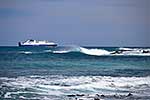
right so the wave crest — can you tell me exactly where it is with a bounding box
[18,46,150,56]
[79,47,110,56]
[1,75,150,99]
[51,46,150,56]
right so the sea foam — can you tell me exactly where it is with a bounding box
[51,46,150,56]
[1,75,150,99]
[79,47,110,56]
[17,46,150,56]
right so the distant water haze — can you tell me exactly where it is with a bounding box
[0,0,149,46]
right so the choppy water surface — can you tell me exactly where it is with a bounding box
[0,46,150,100]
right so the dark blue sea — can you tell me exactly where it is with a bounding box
[0,46,150,100]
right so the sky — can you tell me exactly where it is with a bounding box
[0,0,149,46]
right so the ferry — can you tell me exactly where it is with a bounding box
[18,39,57,47]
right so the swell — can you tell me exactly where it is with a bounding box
[18,46,150,56]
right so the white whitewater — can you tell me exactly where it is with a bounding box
[51,46,150,56]
[18,46,150,56]
[1,75,150,99]
[79,47,110,56]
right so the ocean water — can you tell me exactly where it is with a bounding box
[0,46,150,100]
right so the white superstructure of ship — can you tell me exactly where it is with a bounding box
[18,39,57,47]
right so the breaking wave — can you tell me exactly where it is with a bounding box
[0,75,150,99]
[52,47,110,56]
[19,51,33,54]
[51,46,150,56]
[79,47,110,56]
[17,46,150,56]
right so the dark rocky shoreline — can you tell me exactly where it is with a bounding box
[67,93,150,100]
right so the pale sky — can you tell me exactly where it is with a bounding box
[0,0,149,46]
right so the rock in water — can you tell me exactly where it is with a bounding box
[127,93,133,97]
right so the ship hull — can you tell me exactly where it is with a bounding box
[18,45,57,47]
